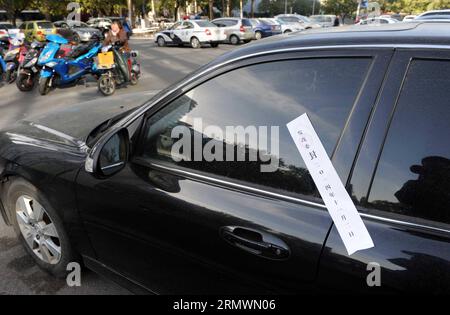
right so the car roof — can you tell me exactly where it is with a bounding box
[208,22,450,66]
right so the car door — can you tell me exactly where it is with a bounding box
[75,49,392,294]
[181,21,194,42]
[318,49,450,293]
[169,22,184,45]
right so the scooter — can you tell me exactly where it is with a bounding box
[95,43,140,96]
[0,54,6,84]
[38,35,102,95]
[3,35,27,84]
[16,41,46,91]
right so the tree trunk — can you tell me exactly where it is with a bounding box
[226,0,230,17]
[250,0,255,17]
[209,0,214,20]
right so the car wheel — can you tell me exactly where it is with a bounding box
[284,29,292,34]
[6,178,80,278]
[229,35,240,45]
[72,33,81,44]
[157,36,166,47]
[190,37,201,49]
[255,31,262,40]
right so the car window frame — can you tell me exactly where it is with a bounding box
[349,49,450,232]
[126,48,392,206]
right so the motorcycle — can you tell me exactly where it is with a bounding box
[0,53,6,84]
[3,34,27,84]
[95,43,140,96]
[38,34,102,95]
[16,41,46,91]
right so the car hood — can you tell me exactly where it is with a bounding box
[2,92,152,149]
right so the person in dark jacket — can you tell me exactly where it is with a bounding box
[334,15,340,27]
[103,20,130,52]
[103,21,130,81]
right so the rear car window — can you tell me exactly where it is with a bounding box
[37,22,54,29]
[195,20,217,28]
[367,59,450,225]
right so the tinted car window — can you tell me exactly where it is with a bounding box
[37,22,53,29]
[242,19,252,26]
[367,59,450,225]
[140,58,371,199]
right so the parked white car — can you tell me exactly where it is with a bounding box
[403,15,417,22]
[356,17,399,25]
[265,18,304,33]
[155,20,226,49]
[0,22,20,39]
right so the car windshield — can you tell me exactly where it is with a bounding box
[69,22,89,28]
[195,20,217,28]
[37,22,53,29]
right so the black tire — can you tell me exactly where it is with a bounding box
[5,178,80,278]
[157,36,166,47]
[16,70,35,92]
[254,31,262,40]
[72,34,81,44]
[98,73,116,96]
[5,69,15,84]
[284,29,292,34]
[211,43,219,48]
[229,35,240,45]
[38,76,51,95]
[190,37,201,49]
[130,71,139,86]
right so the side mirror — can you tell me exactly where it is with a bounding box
[85,127,129,178]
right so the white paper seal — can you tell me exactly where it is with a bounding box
[287,113,374,255]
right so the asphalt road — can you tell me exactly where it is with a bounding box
[0,39,236,295]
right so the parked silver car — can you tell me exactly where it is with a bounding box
[274,14,321,29]
[211,18,254,45]
[54,21,102,43]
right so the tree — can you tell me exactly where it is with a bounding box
[30,0,69,21]
[258,0,316,17]
[321,0,357,20]
[0,0,33,25]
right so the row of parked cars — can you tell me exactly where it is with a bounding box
[0,17,131,44]
[155,14,321,49]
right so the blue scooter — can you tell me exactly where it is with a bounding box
[38,34,102,95]
[0,54,6,84]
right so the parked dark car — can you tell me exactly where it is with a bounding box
[53,20,102,43]
[0,22,449,294]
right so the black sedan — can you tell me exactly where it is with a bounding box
[0,21,449,294]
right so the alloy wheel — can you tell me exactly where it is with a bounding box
[15,195,61,265]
